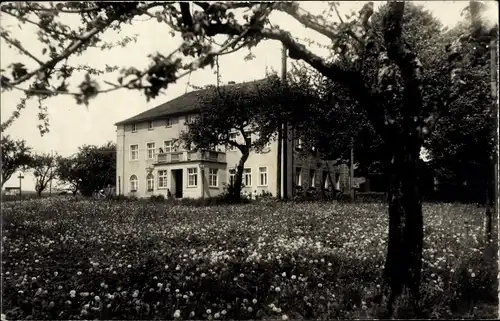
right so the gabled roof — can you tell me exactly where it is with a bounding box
[114,78,269,126]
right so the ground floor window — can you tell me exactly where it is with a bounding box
[295,168,302,186]
[229,169,236,186]
[147,173,154,191]
[310,169,316,187]
[209,168,218,187]
[259,167,268,186]
[130,175,138,192]
[158,170,168,188]
[188,167,198,187]
[244,168,252,186]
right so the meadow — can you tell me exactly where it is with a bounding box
[1,198,497,320]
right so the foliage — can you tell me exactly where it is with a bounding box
[30,153,59,196]
[56,142,116,196]
[0,135,32,188]
[425,20,496,203]
[286,3,448,175]
[180,75,294,199]
[1,199,497,320]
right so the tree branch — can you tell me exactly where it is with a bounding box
[0,30,43,65]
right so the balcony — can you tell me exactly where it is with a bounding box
[156,150,226,164]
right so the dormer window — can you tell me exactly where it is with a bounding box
[132,123,137,132]
[148,121,154,130]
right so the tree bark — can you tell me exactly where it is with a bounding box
[232,151,249,200]
[384,131,423,317]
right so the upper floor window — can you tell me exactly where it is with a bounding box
[164,140,172,153]
[244,131,252,145]
[146,142,155,159]
[229,133,237,151]
[130,144,139,161]
[186,114,196,124]
[131,123,137,132]
[295,138,303,150]
[165,118,172,127]
[148,121,154,130]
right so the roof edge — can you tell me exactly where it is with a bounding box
[114,109,200,126]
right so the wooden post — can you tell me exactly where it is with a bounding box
[200,164,205,200]
[49,149,54,196]
[277,127,282,199]
[350,139,355,201]
[486,28,498,244]
[18,173,24,197]
[281,44,289,200]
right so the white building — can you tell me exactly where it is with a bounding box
[115,80,348,199]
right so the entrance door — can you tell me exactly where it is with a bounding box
[172,169,183,198]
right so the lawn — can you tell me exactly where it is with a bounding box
[1,198,497,320]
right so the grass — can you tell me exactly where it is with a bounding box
[1,198,497,320]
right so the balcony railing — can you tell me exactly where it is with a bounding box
[156,150,226,164]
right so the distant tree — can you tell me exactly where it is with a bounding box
[57,142,116,196]
[30,153,59,197]
[425,19,495,203]
[180,76,296,200]
[0,135,32,188]
[55,156,82,196]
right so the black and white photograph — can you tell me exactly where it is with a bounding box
[0,1,499,319]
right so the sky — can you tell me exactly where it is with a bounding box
[1,1,498,191]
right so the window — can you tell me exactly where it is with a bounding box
[295,167,302,186]
[147,173,154,191]
[229,169,236,186]
[323,171,329,188]
[229,133,237,151]
[148,121,154,130]
[244,168,252,187]
[259,167,268,186]
[310,169,316,187]
[147,142,156,159]
[186,114,196,124]
[208,168,218,187]
[188,168,198,187]
[164,140,172,153]
[130,175,138,192]
[244,131,252,145]
[130,144,139,161]
[132,123,137,132]
[158,170,168,189]
[165,118,172,127]
[295,138,303,150]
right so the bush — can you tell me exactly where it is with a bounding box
[149,194,165,203]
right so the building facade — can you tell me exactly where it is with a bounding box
[115,81,349,199]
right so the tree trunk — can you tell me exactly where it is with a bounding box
[384,138,423,316]
[232,151,249,200]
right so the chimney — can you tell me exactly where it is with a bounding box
[228,81,236,85]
